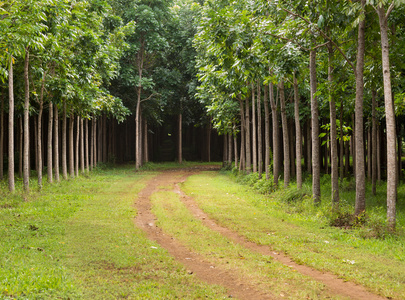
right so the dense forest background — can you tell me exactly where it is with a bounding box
[1,0,405,230]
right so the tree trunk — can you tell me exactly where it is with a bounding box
[178,113,182,163]
[75,115,79,177]
[233,124,238,169]
[62,100,68,180]
[19,118,22,178]
[80,117,85,174]
[279,80,290,188]
[371,89,377,195]
[310,49,321,203]
[228,132,232,166]
[0,91,4,181]
[293,73,302,189]
[269,81,279,185]
[252,85,257,173]
[264,84,270,180]
[239,98,246,171]
[102,115,107,162]
[143,118,148,163]
[23,48,30,190]
[245,95,251,173]
[85,118,89,173]
[339,103,344,182]
[257,82,263,177]
[328,43,339,208]
[354,0,366,216]
[8,56,15,192]
[367,128,371,179]
[37,97,44,188]
[47,102,53,183]
[97,118,102,163]
[377,4,397,230]
[69,115,74,178]
[54,104,60,182]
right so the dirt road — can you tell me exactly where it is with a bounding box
[134,168,385,300]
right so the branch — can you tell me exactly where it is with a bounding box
[140,93,159,102]
[280,6,356,73]
[386,2,395,19]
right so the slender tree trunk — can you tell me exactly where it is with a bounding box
[37,99,44,188]
[75,115,79,177]
[228,132,232,166]
[90,118,94,170]
[354,0,366,215]
[257,82,263,177]
[23,48,30,190]
[252,85,257,173]
[135,94,141,169]
[310,49,320,203]
[102,115,107,162]
[233,124,238,169]
[367,128,371,179]
[34,116,38,174]
[264,85,270,180]
[377,124,381,183]
[69,115,74,178]
[178,113,182,163]
[8,56,15,192]
[207,120,212,162]
[371,89,377,195]
[269,81,279,185]
[245,95,251,173]
[80,117,84,174]
[328,43,339,208]
[239,98,246,171]
[0,92,4,181]
[18,118,22,178]
[307,122,312,173]
[62,100,68,180]
[279,80,290,188]
[47,102,53,183]
[97,118,102,163]
[377,4,397,230]
[85,118,89,173]
[143,119,148,163]
[339,103,344,182]
[293,73,302,189]
[54,104,60,182]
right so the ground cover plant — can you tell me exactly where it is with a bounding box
[0,165,228,299]
[181,171,405,299]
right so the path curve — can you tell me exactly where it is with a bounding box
[134,168,385,300]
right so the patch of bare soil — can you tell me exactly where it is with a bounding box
[134,169,385,300]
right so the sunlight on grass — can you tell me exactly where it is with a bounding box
[182,172,405,299]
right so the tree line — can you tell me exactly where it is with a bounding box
[195,0,405,230]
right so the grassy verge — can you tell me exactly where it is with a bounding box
[0,165,227,299]
[181,172,405,299]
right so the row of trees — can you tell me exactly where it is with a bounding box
[195,0,405,230]
[1,0,214,193]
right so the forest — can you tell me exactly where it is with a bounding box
[1,0,405,233]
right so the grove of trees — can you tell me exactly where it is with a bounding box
[1,0,405,231]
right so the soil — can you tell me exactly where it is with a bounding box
[134,168,385,300]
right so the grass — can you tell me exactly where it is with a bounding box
[181,171,405,299]
[0,165,228,299]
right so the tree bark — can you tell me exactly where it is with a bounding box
[339,103,344,182]
[85,118,89,173]
[8,56,15,192]
[377,3,397,230]
[269,81,279,185]
[178,113,182,163]
[233,124,238,169]
[69,115,74,178]
[37,82,45,188]
[257,82,263,177]
[245,95,251,173]
[354,0,366,215]
[62,100,68,180]
[23,48,30,190]
[80,117,85,174]
[0,91,4,181]
[239,98,245,171]
[293,73,302,189]
[102,115,107,162]
[54,104,60,182]
[371,89,377,195]
[47,102,53,183]
[19,118,22,178]
[75,115,79,177]
[228,132,232,166]
[264,85,270,180]
[252,85,257,173]
[328,43,339,208]
[279,80,290,188]
[310,50,320,202]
